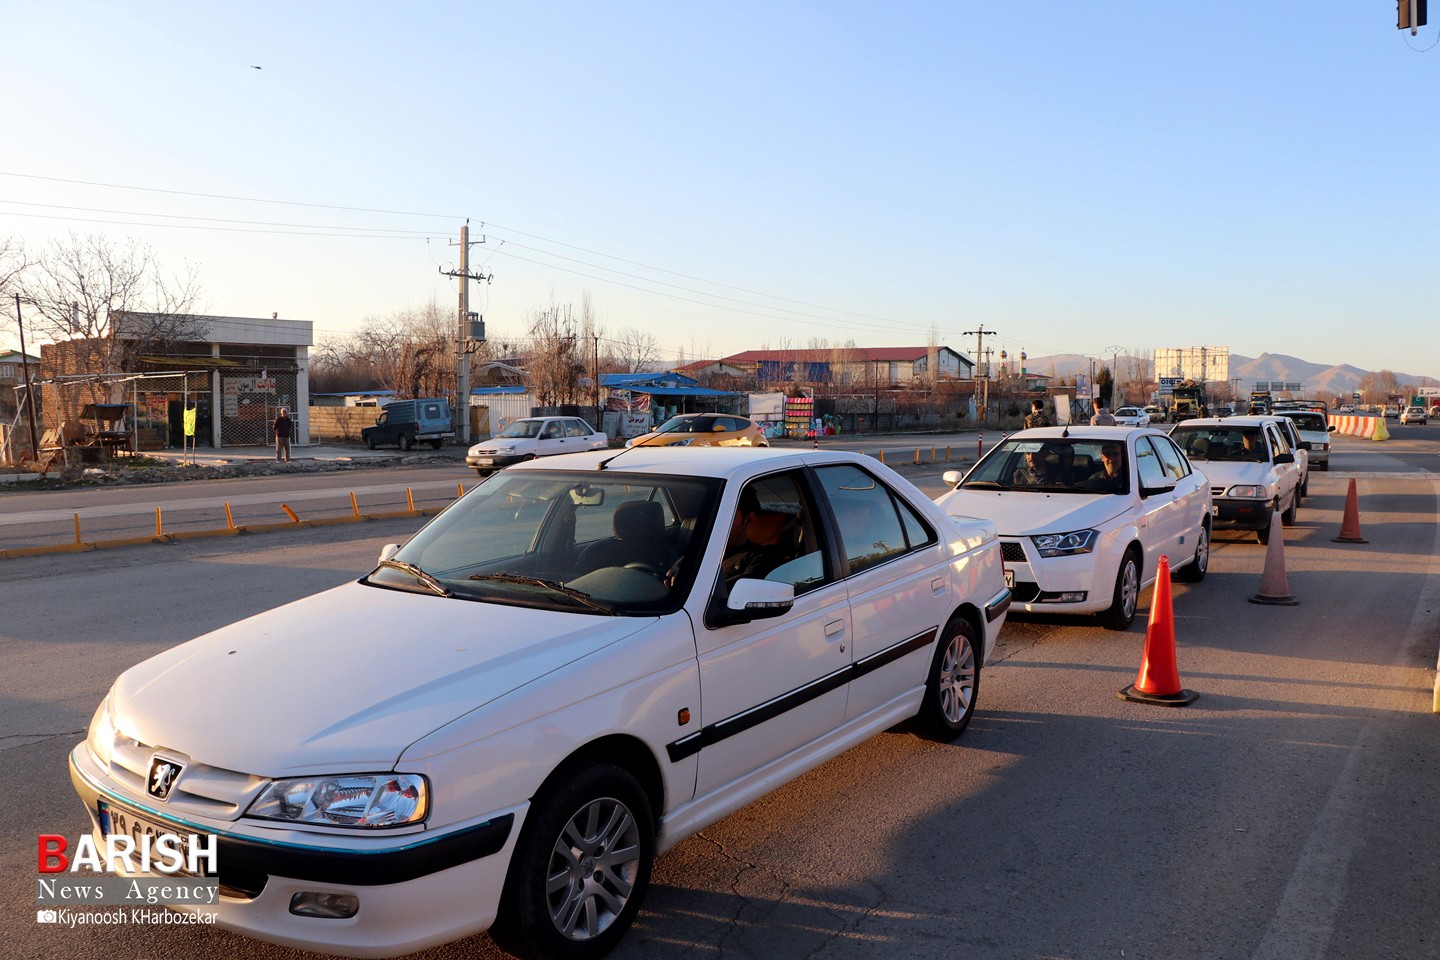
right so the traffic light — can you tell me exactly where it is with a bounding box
[1399,0,1427,32]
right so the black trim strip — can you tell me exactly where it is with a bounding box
[666,626,939,763]
[985,588,1012,623]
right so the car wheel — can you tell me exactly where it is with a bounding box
[1175,522,1209,583]
[399,434,412,452]
[491,761,654,960]
[431,439,443,450]
[1099,547,1141,631]
[365,436,376,450]
[1318,461,1329,472]
[916,616,980,740]
[474,468,491,478]
[1282,491,1298,526]
[1257,510,1272,545]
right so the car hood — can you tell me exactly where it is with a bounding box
[109,582,655,776]
[935,488,1130,536]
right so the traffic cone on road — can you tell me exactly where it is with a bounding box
[1249,511,1299,605]
[1332,478,1368,543]
[1118,556,1199,707]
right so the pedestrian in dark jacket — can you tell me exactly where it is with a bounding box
[1024,399,1052,430]
[273,408,292,462]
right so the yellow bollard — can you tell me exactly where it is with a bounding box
[930,447,936,462]
[281,504,300,523]
[878,449,886,464]
[155,508,163,538]
[945,446,951,461]
[457,482,464,498]
[74,513,82,545]
[224,502,235,530]
[350,491,360,518]
[406,487,416,512]
[914,448,921,465]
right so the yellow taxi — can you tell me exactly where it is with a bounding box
[626,413,769,448]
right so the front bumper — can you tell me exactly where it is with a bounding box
[69,744,520,959]
[999,538,1109,616]
[466,452,529,469]
[1211,498,1275,532]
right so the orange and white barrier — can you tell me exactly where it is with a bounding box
[1327,415,1390,441]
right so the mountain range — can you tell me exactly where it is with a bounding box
[1022,352,1439,399]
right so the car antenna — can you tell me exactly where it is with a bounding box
[596,444,637,471]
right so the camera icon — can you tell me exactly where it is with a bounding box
[36,909,58,924]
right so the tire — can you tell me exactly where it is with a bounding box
[1318,461,1329,472]
[1174,522,1209,583]
[1257,516,1271,545]
[398,433,413,452]
[1099,548,1141,631]
[916,617,980,740]
[491,761,654,960]
[430,439,443,450]
[365,436,376,450]
[1282,490,1298,526]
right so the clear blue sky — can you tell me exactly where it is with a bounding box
[2,3,1435,378]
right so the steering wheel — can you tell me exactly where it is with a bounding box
[623,561,666,577]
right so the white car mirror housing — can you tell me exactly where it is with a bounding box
[377,543,401,564]
[942,469,964,487]
[709,578,795,627]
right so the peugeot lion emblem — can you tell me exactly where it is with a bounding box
[147,756,184,801]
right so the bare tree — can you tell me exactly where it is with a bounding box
[19,232,203,369]
[0,237,30,303]
[611,326,661,374]
[310,301,456,399]
[524,303,585,407]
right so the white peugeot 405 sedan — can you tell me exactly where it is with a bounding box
[69,447,1010,960]
[937,426,1211,630]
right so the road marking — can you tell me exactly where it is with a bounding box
[1250,475,1440,960]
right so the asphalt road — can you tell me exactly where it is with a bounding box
[1,433,1437,960]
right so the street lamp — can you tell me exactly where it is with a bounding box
[1105,345,1124,406]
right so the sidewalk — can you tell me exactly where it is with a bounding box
[143,442,468,467]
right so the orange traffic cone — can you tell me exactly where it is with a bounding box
[1118,555,1199,707]
[1332,478,1368,543]
[1249,511,1298,605]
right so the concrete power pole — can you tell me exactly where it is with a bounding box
[963,324,995,420]
[440,223,490,444]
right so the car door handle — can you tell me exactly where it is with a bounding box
[824,619,845,637]
[931,577,946,595]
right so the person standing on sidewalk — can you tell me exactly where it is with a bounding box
[1024,399,1052,429]
[273,407,292,462]
[1089,398,1117,426]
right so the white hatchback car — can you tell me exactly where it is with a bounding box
[69,447,1009,960]
[1169,417,1302,544]
[937,426,1211,631]
[1113,406,1150,427]
[466,416,609,475]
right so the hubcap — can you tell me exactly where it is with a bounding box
[1121,559,1138,619]
[1196,528,1210,573]
[545,796,641,941]
[938,632,976,723]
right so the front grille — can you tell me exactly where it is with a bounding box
[107,733,268,822]
[1000,541,1028,563]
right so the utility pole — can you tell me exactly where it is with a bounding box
[963,324,995,421]
[439,222,490,444]
[592,333,601,431]
[14,295,40,462]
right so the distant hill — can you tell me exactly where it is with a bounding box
[1022,352,1438,398]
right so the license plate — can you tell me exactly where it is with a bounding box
[1004,569,1015,589]
[97,800,209,877]
[475,457,494,466]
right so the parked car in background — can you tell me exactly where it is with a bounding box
[69,447,1009,960]
[1143,405,1164,423]
[465,416,608,475]
[1170,416,1301,544]
[625,413,769,449]
[361,398,454,451]
[1400,406,1428,425]
[1276,410,1337,470]
[1113,406,1150,427]
[937,426,1211,631]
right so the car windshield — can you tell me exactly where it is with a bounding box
[961,438,1129,495]
[497,420,544,439]
[655,415,714,434]
[1282,413,1327,431]
[1172,427,1268,462]
[366,470,723,615]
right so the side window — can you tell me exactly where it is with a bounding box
[542,421,563,439]
[1135,438,1166,488]
[1153,436,1190,479]
[723,471,831,593]
[1267,425,1287,455]
[423,403,441,419]
[814,464,911,574]
[895,494,937,550]
[565,419,589,438]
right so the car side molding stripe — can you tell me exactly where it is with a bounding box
[985,588,1012,623]
[666,627,939,763]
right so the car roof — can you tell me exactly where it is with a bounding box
[1171,416,1273,428]
[1004,425,1161,443]
[504,445,863,480]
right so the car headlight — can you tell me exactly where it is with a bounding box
[1030,529,1098,558]
[247,774,428,828]
[1226,485,1266,498]
[87,692,117,767]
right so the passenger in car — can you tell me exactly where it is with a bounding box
[722,488,799,585]
[1081,443,1126,492]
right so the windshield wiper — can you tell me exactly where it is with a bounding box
[467,574,615,614]
[962,480,1004,489]
[377,559,452,597]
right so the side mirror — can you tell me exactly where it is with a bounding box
[377,543,401,563]
[1327,425,1337,432]
[1273,452,1295,465]
[1139,477,1177,498]
[711,578,795,626]
[942,469,964,486]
